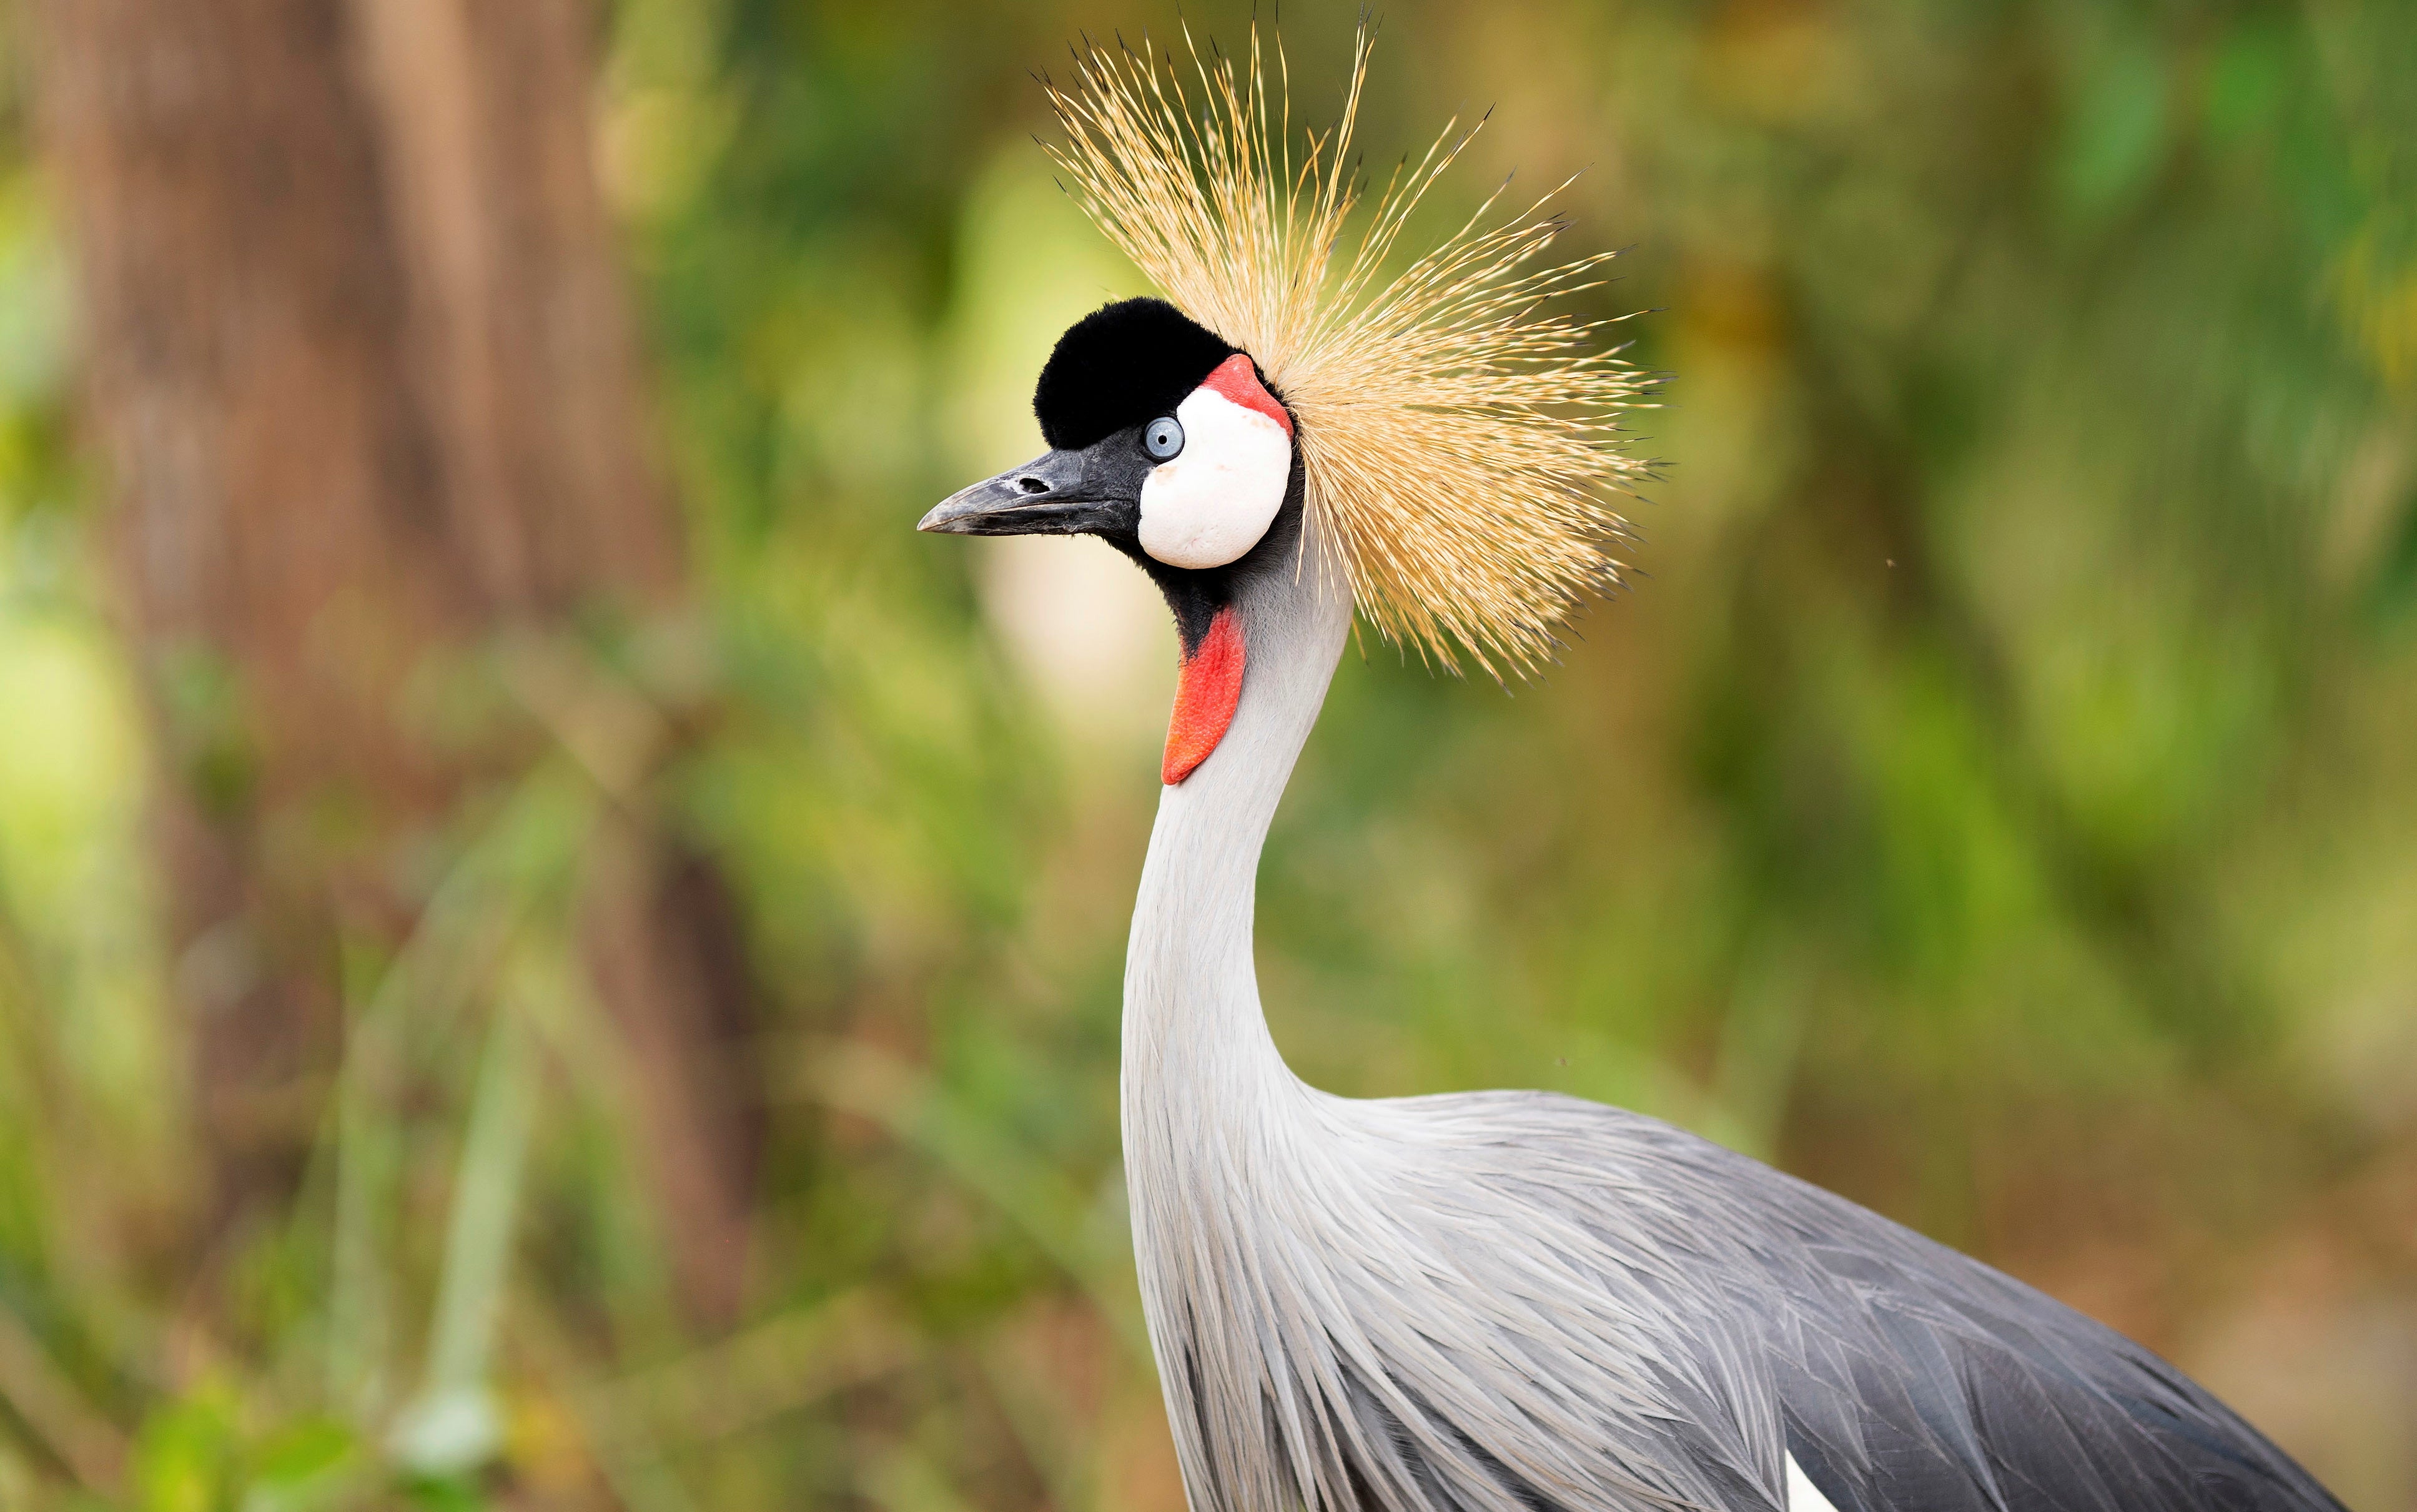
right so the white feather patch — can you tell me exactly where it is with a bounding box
[1138,385,1291,570]
[1786,1453,1844,1512]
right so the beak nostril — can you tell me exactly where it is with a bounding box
[1016,476,1050,495]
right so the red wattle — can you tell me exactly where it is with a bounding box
[1164,606,1245,785]
[1199,353,1292,437]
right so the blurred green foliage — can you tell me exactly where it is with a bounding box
[1,0,2415,1508]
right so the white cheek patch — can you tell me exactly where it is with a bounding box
[1138,386,1292,570]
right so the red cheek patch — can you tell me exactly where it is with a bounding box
[1164,605,1245,785]
[1199,353,1292,437]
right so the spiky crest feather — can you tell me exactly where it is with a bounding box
[1042,22,1652,676]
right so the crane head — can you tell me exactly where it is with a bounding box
[920,297,1300,784]
[921,23,1652,779]
[919,297,1294,574]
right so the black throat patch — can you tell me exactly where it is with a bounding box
[1094,447,1307,661]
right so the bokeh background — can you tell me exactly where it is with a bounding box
[0,0,2412,1507]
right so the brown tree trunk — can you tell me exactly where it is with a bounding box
[31,0,758,1320]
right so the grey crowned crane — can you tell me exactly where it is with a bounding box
[919,27,2346,1512]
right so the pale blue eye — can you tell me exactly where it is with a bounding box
[1144,416,1185,461]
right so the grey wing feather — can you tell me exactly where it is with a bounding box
[1140,1066,2347,1512]
[1616,1118,2346,1512]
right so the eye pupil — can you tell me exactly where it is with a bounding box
[1144,417,1184,461]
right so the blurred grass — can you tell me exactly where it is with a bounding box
[0,0,2415,1508]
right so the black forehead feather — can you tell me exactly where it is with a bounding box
[1034,297,1238,450]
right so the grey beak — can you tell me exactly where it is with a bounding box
[917,448,1132,537]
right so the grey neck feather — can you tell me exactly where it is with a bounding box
[1120,543,1367,1510]
[1123,549,1352,1106]
[1117,548,1763,1512]
[1115,542,1747,1512]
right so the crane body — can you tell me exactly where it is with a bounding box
[1097,452,2331,1512]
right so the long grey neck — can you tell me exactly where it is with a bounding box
[1122,549,1353,1124]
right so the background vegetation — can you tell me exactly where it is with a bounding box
[0,0,2413,1508]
